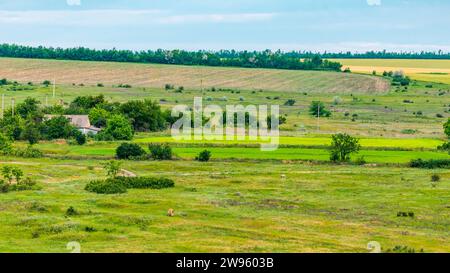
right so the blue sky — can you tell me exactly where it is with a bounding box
[0,0,449,52]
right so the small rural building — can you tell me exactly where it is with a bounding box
[44,115,101,135]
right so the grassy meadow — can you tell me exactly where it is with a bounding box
[0,57,449,253]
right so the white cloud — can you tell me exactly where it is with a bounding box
[0,10,275,26]
[367,0,381,6]
[66,0,81,6]
[157,13,276,24]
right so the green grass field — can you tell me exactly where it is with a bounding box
[0,57,449,253]
[0,158,448,252]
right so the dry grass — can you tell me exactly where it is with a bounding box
[332,58,450,84]
[0,57,389,93]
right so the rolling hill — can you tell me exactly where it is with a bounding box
[0,57,390,93]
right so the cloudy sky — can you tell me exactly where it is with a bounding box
[0,0,449,52]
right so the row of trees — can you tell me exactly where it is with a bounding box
[0,44,342,71]
[303,50,450,60]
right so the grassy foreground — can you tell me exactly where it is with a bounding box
[0,158,448,253]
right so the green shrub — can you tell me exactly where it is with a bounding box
[66,206,79,216]
[116,143,146,160]
[410,159,450,169]
[13,145,44,158]
[74,131,87,145]
[0,133,13,155]
[85,176,174,194]
[438,142,450,152]
[355,156,367,165]
[196,150,212,162]
[115,176,175,189]
[0,180,9,193]
[149,143,172,160]
[85,180,127,194]
[431,174,441,182]
[9,177,39,191]
[309,101,331,117]
[284,99,296,106]
[385,246,424,253]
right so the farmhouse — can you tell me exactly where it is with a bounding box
[44,115,101,135]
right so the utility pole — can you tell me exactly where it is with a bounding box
[45,95,48,107]
[317,103,320,132]
[1,94,4,119]
[53,78,56,98]
[11,98,15,117]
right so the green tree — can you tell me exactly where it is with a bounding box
[309,101,331,117]
[119,100,167,132]
[329,133,361,162]
[116,143,146,159]
[101,114,134,140]
[1,166,23,184]
[0,132,12,155]
[0,114,25,140]
[42,116,75,140]
[22,121,41,145]
[102,161,122,179]
[16,97,41,119]
[444,118,450,138]
[89,107,110,128]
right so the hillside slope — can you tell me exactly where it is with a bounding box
[0,57,389,93]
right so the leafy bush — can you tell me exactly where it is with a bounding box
[13,145,44,158]
[410,159,450,169]
[355,156,367,165]
[116,143,146,160]
[0,180,10,193]
[196,150,212,162]
[10,177,39,191]
[114,177,175,189]
[85,180,127,194]
[85,177,174,194]
[66,206,79,216]
[309,101,331,117]
[431,174,441,182]
[284,99,296,106]
[438,142,450,152]
[149,143,172,160]
[385,246,424,253]
[444,118,450,138]
[72,131,87,145]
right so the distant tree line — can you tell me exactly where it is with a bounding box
[302,50,450,60]
[0,44,342,71]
